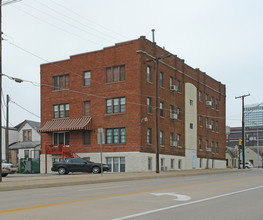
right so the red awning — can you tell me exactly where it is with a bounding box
[39,117,92,133]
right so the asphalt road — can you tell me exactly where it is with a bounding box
[0,169,262,220]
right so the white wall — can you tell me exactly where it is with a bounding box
[41,151,226,174]
[185,83,197,169]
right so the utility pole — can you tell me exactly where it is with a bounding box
[5,94,9,162]
[150,29,170,173]
[235,94,250,169]
[0,0,3,182]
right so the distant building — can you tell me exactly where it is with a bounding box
[226,126,263,167]
[245,103,263,127]
[40,36,226,173]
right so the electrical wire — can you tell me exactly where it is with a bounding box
[22,1,115,44]
[48,0,127,40]
[34,0,121,43]
[11,4,104,46]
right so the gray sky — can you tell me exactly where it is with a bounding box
[2,0,263,127]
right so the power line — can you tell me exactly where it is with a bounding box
[34,0,120,43]
[48,0,127,40]
[22,1,114,44]
[11,4,103,46]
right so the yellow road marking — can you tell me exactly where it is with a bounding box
[0,175,262,215]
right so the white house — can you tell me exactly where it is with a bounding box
[8,120,41,164]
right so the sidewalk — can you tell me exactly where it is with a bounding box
[0,169,245,192]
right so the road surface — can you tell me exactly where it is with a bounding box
[0,169,262,219]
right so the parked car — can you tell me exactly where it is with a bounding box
[1,161,19,177]
[245,161,253,169]
[51,158,110,175]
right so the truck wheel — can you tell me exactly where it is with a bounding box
[58,167,67,175]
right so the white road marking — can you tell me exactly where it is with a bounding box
[112,185,263,220]
[151,192,191,201]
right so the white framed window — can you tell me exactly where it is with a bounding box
[106,157,125,172]
[83,71,91,86]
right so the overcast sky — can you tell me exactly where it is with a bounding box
[2,0,263,128]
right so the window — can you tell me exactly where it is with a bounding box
[216,142,219,153]
[83,71,91,86]
[199,91,202,102]
[160,131,164,146]
[211,141,215,153]
[160,102,164,117]
[170,77,174,86]
[148,157,152,171]
[171,159,175,169]
[199,139,202,150]
[206,118,209,128]
[206,140,209,150]
[106,65,125,83]
[211,120,215,131]
[177,80,181,92]
[106,157,125,172]
[190,100,193,106]
[147,97,152,114]
[83,130,91,145]
[53,104,69,118]
[24,150,29,158]
[53,74,69,90]
[83,101,91,116]
[199,115,203,127]
[211,96,215,108]
[147,128,152,145]
[177,108,182,120]
[170,132,175,146]
[170,105,175,118]
[178,159,182,169]
[190,123,193,129]
[23,130,32,141]
[177,134,181,146]
[147,66,152,82]
[160,72,164,87]
[106,128,125,144]
[106,97,125,114]
[53,132,69,145]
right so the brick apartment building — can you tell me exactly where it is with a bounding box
[39,36,226,173]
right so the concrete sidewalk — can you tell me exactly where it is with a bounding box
[0,169,245,192]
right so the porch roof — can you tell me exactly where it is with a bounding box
[39,117,92,133]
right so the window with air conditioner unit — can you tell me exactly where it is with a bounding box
[207,124,213,129]
[170,85,178,91]
[206,101,212,106]
[170,113,178,120]
[171,141,177,147]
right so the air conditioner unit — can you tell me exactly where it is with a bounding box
[206,101,212,106]
[170,85,178,91]
[171,141,177,147]
[207,124,212,129]
[170,113,178,120]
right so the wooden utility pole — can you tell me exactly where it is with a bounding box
[235,94,250,169]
